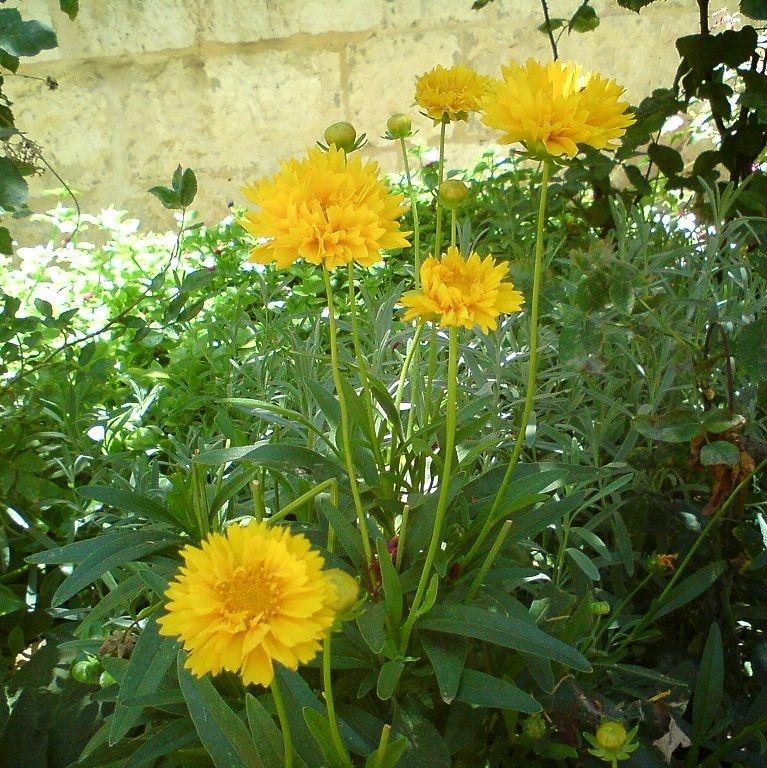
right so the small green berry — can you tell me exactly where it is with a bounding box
[590,600,611,616]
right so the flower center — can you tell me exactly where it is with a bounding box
[215,566,280,626]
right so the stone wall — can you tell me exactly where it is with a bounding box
[9,0,731,239]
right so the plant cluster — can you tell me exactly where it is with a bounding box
[0,19,766,768]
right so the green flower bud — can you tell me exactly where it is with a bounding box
[325,568,360,614]
[438,179,469,210]
[324,122,357,152]
[596,722,628,752]
[522,713,547,740]
[590,600,611,616]
[386,113,412,139]
[71,657,101,685]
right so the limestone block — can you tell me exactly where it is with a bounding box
[54,0,197,58]
[199,0,386,44]
[121,48,342,206]
[346,30,461,147]
[7,66,114,188]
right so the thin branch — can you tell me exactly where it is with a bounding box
[540,0,559,61]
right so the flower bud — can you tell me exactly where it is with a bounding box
[438,179,468,210]
[386,113,412,138]
[522,713,547,740]
[596,722,628,752]
[326,568,360,613]
[324,122,357,152]
[590,600,610,616]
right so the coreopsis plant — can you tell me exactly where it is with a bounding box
[27,57,759,768]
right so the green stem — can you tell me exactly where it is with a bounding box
[271,674,293,768]
[268,478,338,525]
[463,159,552,568]
[323,267,375,579]
[399,138,421,287]
[323,630,352,768]
[393,321,426,411]
[395,504,410,572]
[450,207,457,248]
[433,119,448,260]
[400,325,459,653]
[466,519,512,603]
[347,263,387,488]
[373,724,392,768]
[615,456,767,652]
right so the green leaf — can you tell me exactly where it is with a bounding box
[633,408,703,443]
[624,164,652,196]
[47,530,180,606]
[570,5,599,32]
[0,227,12,255]
[246,694,284,768]
[319,498,365,573]
[364,735,409,768]
[0,584,24,616]
[566,548,600,581]
[418,605,591,672]
[110,618,178,743]
[59,0,79,20]
[700,440,740,467]
[421,631,467,703]
[648,143,683,176]
[376,660,405,701]
[78,485,176,526]
[196,443,344,481]
[741,0,767,19]
[124,719,196,768]
[655,561,726,619]
[148,185,181,210]
[692,623,723,746]
[394,706,451,768]
[303,707,345,767]
[0,157,29,211]
[375,538,402,636]
[455,669,541,713]
[177,653,261,768]
[179,168,198,207]
[357,601,387,654]
[0,9,57,57]
[736,319,767,381]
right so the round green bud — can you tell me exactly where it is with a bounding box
[71,658,101,684]
[522,713,547,740]
[325,568,360,614]
[596,722,628,752]
[590,600,611,616]
[386,113,412,138]
[437,179,469,210]
[323,122,357,152]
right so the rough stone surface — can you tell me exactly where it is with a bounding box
[6,0,735,240]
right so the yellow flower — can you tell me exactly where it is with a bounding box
[415,64,492,123]
[158,522,340,687]
[481,59,635,157]
[241,146,410,270]
[401,246,524,333]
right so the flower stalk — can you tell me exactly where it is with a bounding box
[400,324,459,653]
[271,674,294,768]
[323,267,375,580]
[464,158,552,567]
